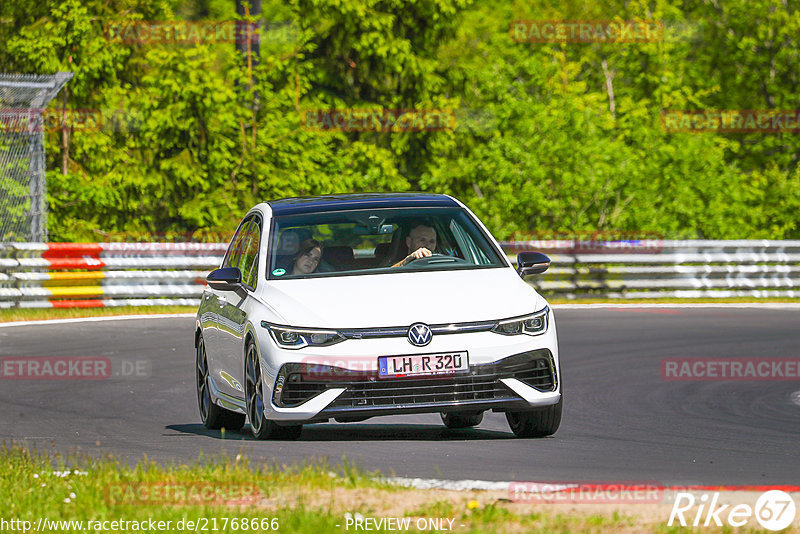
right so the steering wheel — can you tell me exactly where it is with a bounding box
[404,253,468,266]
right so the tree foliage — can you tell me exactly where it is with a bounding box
[0,0,797,241]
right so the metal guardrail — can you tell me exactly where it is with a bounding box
[0,242,225,308]
[502,239,800,299]
[1,240,798,308]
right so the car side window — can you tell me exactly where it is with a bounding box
[222,218,250,270]
[239,218,261,289]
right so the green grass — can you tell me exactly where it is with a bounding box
[0,445,386,534]
[0,445,640,533]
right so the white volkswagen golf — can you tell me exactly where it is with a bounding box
[195,193,561,439]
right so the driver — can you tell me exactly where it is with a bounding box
[392,222,437,267]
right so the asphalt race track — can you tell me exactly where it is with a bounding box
[1,307,799,486]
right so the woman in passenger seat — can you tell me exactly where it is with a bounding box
[291,239,323,275]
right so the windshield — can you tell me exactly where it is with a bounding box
[267,207,506,279]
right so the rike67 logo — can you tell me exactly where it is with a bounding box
[668,490,797,530]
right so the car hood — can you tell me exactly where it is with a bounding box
[259,268,544,328]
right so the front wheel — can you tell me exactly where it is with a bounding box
[196,334,245,431]
[245,340,302,440]
[506,397,562,438]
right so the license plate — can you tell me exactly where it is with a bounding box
[378,352,469,378]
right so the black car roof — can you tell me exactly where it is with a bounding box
[267,193,459,216]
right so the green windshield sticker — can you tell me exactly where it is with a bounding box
[272,268,286,276]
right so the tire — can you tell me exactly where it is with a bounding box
[245,339,302,440]
[506,397,562,438]
[441,411,483,429]
[196,334,245,431]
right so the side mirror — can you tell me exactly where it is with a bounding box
[207,267,242,291]
[516,251,550,277]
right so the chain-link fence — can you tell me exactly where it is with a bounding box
[0,72,72,242]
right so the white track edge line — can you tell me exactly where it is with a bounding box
[380,477,800,495]
[0,313,196,328]
[382,477,512,491]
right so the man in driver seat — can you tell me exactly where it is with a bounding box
[392,221,437,267]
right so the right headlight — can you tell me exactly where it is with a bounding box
[491,306,549,336]
[261,321,345,349]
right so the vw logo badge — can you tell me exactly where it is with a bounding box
[408,323,432,347]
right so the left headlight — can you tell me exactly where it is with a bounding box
[491,306,549,336]
[261,321,345,349]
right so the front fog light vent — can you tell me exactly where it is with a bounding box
[273,374,286,405]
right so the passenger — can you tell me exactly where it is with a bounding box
[291,239,323,275]
[392,222,437,267]
[275,228,312,272]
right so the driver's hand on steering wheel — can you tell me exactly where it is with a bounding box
[399,247,433,266]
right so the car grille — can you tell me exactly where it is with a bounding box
[276,350,555,408]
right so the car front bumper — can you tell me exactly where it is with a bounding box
[264,348,560,423]
[257,308,561,423]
